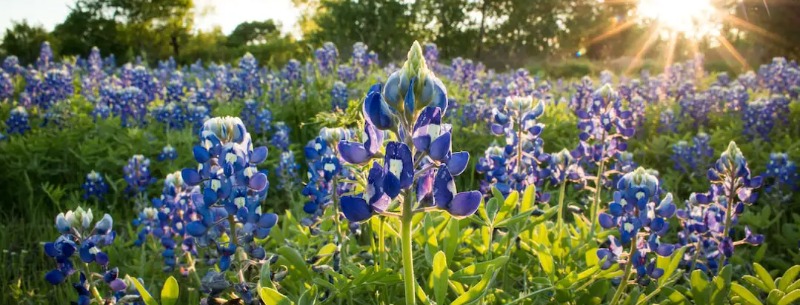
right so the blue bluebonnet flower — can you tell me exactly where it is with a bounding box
[338,64,357,83]
[25,66,74,112]
[758,57,800,96]
[339,41,481,222]
[658,108,678,133]
[276,150,300,192]
[2,56,20,75]
[477,96,550,200]
[83,171,109,201]
[135,171,201,271]
[572,85,635,164]
[762,153,799,201]
[180,116,276,271]
[609,151,637,187]
[315,42,339,76]
[671,133,714,175]
[351,42,375,76]
[331,81,349,111]
[37,41,54,72]
[597,167,677,283]
[238,53,262,98]
[282,59,303,85]
[254,108,273,134]
[271,122,291,151]
[158,145,178,162]
[166,71,185,103]
[112,86,149,128]
[240,99,260,128]
[0,70,12,102]
[124,155,155,196]
[5,106,31,135]
[45,207,115,284]
[450,57,477,88]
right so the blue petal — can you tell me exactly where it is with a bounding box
[193,145,210,163]
[44,242,58,257]
[429,132,452,161]
[448,191,482,218]
[338,141,371,164]
[45,270,65,285]
[258,213,278,228]
[341,196,373,222]
[186,221,207,237]
[250,146,268,164]
[181,168,202,186]
[447,152,469,176]
[598,213,614,229]
[364,86,395,130]
[433,166,455,209]
[248,172,268,191]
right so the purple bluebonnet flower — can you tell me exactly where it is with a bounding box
[135,170,200,271]
[315,42,339,76]
[282,59,303,85]
[477,96,550,200]
[339,41,480,222]
[36,42,54,72]
[0,70,12,102]
[338,64,357,83]
[658,108,678,133]
[124,155,155,196]
[351,42,374,76]
[271,122,291,151]
[158,145,178,162]
[180,116,276,271]
[597,168,677,284]
[45,207,116,288]
[2,56,20,75]
[671,133,714,176]
[572,85,635,164]
[237,53,262,98]
[761,153,798,204]
[83,171,109,201]
[678,142,763,271]
[331,81,349,111]
[113,86,149,128]
[276,150,300,192]
[254,108,272,134]
[240,99,260,129]
[5,106,31,135]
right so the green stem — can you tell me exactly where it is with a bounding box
[332,175,347,278]
[689,240,702,272]
[588,159,606,241]
[401,191,416,305]
[556,181,568,242]
[718,177,736,272]
[83,263,103,304]
[379,217,386,269]
[609,241,636,305]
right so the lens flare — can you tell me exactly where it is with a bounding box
[637,0,722,39]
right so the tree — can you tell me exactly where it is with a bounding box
[53,7,126,60]
[0,21,53,65]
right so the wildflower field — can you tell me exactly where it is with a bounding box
[0,37,799,305]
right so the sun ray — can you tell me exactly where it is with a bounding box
[724,15,788,47]
[625,24,662,75]
[716,35,749,71]
[587,19,638,46]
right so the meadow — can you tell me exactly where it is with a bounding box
[0,40,798,305]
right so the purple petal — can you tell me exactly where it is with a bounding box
[186,221,207,237]
[45,270,65,285]
[448,191,482,218]
[258,213,278,228]
[109,279,127,291]
[338,141,371,164]
[341,196,373,222]
[433,166,455,209]
[193,145,210,163]
[447,152,470,176]
[250,146,268,164]
[248,172,268,191]
[429,132,452,161]
[181,168,202,186]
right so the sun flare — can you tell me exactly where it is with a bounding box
[637,0,722,39]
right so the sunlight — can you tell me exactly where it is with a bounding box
[637,0,722,39]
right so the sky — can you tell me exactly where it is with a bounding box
[0,0,301,35]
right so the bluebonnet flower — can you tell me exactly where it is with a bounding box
[238,53,262,98]
[423,43,439,71]
[113,86,149,128]
[135,171,201,271]
[282,59,303,85]
[331,81,349,110]
[658,108,678,133]
[477,96,550,199]
[338,41,480,223]
[758,57,800,96]
[2,55,20,75]
[240,99,260,128]
[83,171,109,201]
[351,42,375,76]
[276,150,300,192]
[37,41,54,72]
[180,117,276,271]
[5,106,31,135]
[338,64,357,83]
[572,85,635,164]
[0,70,12,102]
[158,145,178,162]
[315,42,339,76]
[597,167,677,284]
[271,122,291,151]
[124,155,156,196]
[26,66,74,112]
[685,142,763,268]
[254,108,273,134]
[761,153,798,204]
[300,128,357,226]
[45,207,116,287]
[671,133,714,175]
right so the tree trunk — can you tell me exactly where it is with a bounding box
[171,33,180,60]
[476,0,488,60]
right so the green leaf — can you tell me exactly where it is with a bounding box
[520,184,536,212]
[160,276,179,305]
[711,265,732,305]
[778,290,800,305]
[732,283,763,305]
[768,289,786,305]
[659,247,686,286]
[451,256,508,281]
[755,263,777,291]
[260,287,293,305]
[662,287,688,305]
[451,268,495,305]
[433,251,449,305]
[278,246,312,280]
[444,217,459,262]
[298,289,315,305]
[585,248,599,267]
[691,270,711,305]
[125,275,158,305]
[495,190,518,222]
[743,275,770,293]
[260,259,275,289]
[778,266,800,292]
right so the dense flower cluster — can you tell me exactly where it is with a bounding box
[5,106,31,135]
[180,117,277,272]
[271,121,291,151]
[123,155,155,196]
[671,133,714,175]
[82,171,109,201]
[762,153,799,200]
[315,42,339,76]
[572,85,635,164]
[331,81,349,110]
[598,167,677,284]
